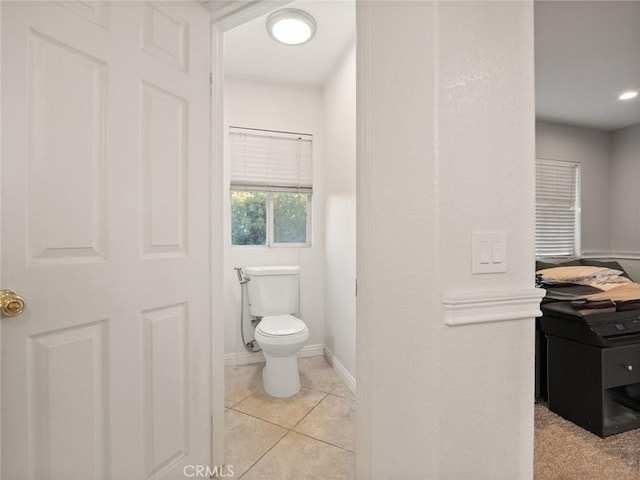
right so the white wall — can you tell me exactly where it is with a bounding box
[610,123,640,278]
[534,121,640,279]
[610,123,640,253]
[535,120,612,255]
[358,2,538,478]
[223,78,325,357]
[322,44,356,379]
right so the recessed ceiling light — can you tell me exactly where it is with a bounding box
[619,91,638,100]
[267,9,316,46]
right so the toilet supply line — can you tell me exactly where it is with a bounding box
[234,267,262,353]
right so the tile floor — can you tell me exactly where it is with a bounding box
[224,356,355,479]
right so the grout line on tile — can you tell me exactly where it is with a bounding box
[293,430,356,454]
[225,391,257,409]
[290,392,329,430]
[228,406,291,430]
[229,403,325,432]
[236,428,295,480]
[227,407,289,430]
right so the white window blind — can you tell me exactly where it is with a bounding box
[230,126,313,194]
[535,159,581,257]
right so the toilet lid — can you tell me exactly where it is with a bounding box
[257,315,307,337]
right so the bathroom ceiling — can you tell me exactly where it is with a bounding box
[535,1,640,131]
[223,0,355,87]
[221,1,639,132]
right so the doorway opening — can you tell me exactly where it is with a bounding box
[533,2,640,478]
[213,2,357,477]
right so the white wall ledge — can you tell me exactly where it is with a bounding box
[609,253,640,261]
[442,288,546,327]
[581,252,640,261]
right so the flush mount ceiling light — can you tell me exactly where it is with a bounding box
[267,9,316,46]
[619,91,638,100]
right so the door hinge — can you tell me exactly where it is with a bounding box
[355,279,358,297]
[210,72,213,86]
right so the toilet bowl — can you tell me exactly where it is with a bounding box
[254,314,309,398]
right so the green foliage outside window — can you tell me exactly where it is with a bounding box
[231,191,267,245]
[231,191,309,246]
[274,193,308,244]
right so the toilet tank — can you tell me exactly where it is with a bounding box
[244,266,300,317]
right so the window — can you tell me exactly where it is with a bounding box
[535,159,581,257]
[230,127,312,246]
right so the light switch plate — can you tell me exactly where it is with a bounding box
[472,231,507,274]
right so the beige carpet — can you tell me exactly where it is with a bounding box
[535,404,640,479]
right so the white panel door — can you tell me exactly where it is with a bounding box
[1,2,211,479]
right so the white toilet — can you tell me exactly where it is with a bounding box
[244,265,309,398]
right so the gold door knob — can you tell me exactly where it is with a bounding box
[0,290,25,317]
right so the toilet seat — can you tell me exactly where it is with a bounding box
[256,314,308,338]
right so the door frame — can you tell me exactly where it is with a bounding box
[207,1,371,477]
[209,21,225,469]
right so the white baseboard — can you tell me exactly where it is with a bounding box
[299,343,325,358]
[224,350,264,367]
[224,343,324,367]
[323,345,356,396]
